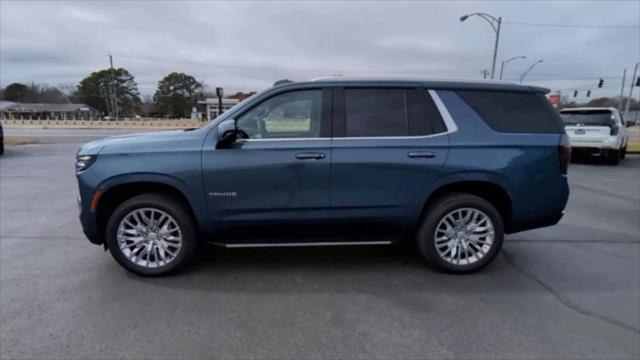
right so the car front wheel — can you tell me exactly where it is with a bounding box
[105,193,198,276]
[417,193,504,273]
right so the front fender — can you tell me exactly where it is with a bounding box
[96,172,209,233]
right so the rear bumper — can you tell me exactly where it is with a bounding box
[568,136,620,150]
[508,210,565,234]
[508,175,569,234]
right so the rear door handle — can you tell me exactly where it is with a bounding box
[408,151,436,159]
[295,152,325,160]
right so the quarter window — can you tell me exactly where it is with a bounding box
[236,90,322,139]
[457,90,564,133]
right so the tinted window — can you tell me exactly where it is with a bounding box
[343,88,446,137]
[236,90,322,139]
[457,91,564,133]
[408,89,447,135]
[345,89,406,137]
[560,110,614,126]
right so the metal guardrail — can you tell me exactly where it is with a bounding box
[2,118,204,129]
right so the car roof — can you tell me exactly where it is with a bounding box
[272,77,549,94]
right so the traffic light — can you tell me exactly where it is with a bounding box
[636,77,640,86]
[573,90,578,97]
[598,78,604,88]
[586,90,591,97]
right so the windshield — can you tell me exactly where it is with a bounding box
[560,110,614,126]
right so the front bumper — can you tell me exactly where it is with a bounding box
[77,169,104,245]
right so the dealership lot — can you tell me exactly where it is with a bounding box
[1,140,639,359]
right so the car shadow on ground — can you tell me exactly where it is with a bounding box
[570,154,624,166]
[113,242,536,296]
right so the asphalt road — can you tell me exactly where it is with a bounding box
[1,136,639,359]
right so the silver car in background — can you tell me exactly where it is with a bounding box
[560,107,630,164]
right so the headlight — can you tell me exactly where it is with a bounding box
[76,155,97,172]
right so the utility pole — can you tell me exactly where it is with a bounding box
[109,54,119,119]
[102,84,110,117]
[624,63,638,118]
[619,68,627,110]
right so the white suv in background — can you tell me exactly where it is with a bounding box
[559,107,629,165]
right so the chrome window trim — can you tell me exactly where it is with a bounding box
[238,137,330,142]
[428,89,458,133]
[236,89,458,142]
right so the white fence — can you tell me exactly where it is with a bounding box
[3,118,204,129]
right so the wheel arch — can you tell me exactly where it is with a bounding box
[421,178,514,233]
[95,178,201,248]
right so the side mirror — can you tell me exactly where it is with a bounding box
[216,119,237,149]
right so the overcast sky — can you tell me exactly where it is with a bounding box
[1,0,639,101]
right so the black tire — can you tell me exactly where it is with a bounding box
[606,150,620,165]
[417,193,504,273]
[620,146,627,159]
[105,193,198,276]
[0,140,4,155]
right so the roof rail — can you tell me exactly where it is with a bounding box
[311,75,344,81]
[273,79,294,86]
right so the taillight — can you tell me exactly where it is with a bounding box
[559,134,571,175]
[610,124,619,136]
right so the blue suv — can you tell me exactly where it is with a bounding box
[76,79,570,276]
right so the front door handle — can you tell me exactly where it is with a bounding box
[295,152,325,160]
[408,151,436,159]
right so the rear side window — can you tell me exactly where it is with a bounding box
[345,89,406,137]
[342,88,447,137]
[457,91,564,133]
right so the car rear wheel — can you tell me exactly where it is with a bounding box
[605,149,620,165]
[105,193,198,276]
[620,146,627,159]
[417,193,504,273]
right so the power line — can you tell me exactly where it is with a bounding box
[503,21,639,29]
[114,54,632,82]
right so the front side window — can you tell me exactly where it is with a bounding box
[236,90,322,139]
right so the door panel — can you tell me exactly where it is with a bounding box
[331,137,448,229]
[330,87,450,234]
[201,88,331,241]
[203,139,331,221]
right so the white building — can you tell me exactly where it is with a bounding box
[198,98,239,120]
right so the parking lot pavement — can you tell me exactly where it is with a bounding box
[1,142,639,359]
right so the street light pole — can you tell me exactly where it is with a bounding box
[460,12,502,79]
[519,59,544,84]
[499,55,526,80]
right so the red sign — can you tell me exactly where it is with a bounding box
[548,94,561,108]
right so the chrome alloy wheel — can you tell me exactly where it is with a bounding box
[434,208,495,266]
[117,208,182,268]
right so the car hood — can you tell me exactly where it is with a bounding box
[77,130,187,156]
